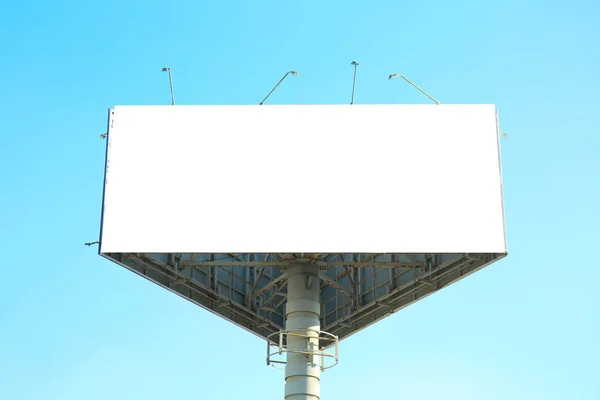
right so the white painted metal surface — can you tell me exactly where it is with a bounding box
[100,104,506,254]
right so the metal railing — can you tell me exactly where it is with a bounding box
[266,329,339,371]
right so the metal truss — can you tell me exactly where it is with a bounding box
[102,252,505,344]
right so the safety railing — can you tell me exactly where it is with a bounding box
[266,329,339,371]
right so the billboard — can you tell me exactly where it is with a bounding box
[99,104,507,343]
[100,105,506,254]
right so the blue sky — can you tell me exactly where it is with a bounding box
[1,0,599,399]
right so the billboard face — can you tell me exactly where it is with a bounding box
[100,105,506,254]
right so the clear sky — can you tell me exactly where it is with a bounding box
[1,0,599,399]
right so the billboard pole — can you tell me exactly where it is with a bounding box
[284,264,322,400]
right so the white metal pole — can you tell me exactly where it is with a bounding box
[284,264,321,400]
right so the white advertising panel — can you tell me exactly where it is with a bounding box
[100,105,506,254]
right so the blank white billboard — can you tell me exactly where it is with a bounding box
[100,105,506,254]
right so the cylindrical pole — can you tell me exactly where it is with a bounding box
[162,67,175,105]
[168,70,175,105]
[350,61,358,105]
[284,264,321,400]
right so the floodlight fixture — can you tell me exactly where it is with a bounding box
[259,70,298,105]
[350,61,359,105]
[389,73,440,105]
[162,67,175,105]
